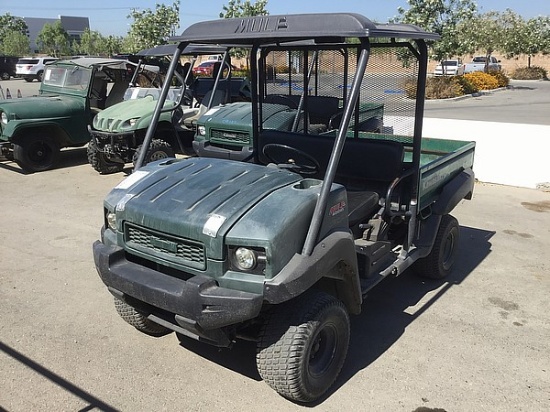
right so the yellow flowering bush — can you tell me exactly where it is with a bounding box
[463,72,499,90]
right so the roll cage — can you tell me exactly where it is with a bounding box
[136,13,439,256]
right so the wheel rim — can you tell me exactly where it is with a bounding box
[308,322,339,378]
[441,227,458,270]
[28,140,53,165]
[149,150,169,162]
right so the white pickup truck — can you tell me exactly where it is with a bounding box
[462,55,501,73]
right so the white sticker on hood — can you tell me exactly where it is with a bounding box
[204,107,220,116]
[115,193,134,212]
[115,170,149,190]
[203,214,226,237]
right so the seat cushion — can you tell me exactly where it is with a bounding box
[347,190,380,227]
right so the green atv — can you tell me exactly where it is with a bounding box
[87,44,251,174]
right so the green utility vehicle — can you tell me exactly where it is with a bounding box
[194,46,386,161]
[93,14,475,402]
[0,58,147,172]
[88,44,251,174]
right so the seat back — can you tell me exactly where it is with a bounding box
[259,130,404,193]
[183,89,226,127]
[105,81,129,108]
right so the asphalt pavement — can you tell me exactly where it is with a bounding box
[424,79,550,125]
[0,162,549,411]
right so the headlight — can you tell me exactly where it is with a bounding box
[106,211,117,231]
[1,112,8,124]
[197,125,206,136]
[120,118,139,130]
[234,247,257,270]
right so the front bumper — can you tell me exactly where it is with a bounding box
[192,140,253,161]
[93,241,264,346]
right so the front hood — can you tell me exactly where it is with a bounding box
[107,157,301,260]
[93,97,176,132]
[0,95,83,119]
[199,102,296,130]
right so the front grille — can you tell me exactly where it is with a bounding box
[95,117,122,131]
[125,223,206,270]
[210,129,250,145]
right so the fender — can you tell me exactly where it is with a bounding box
[6,121,72,147]
[263,230,363,315]
[414,168,475,257]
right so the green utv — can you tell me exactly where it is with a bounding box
[93,14,476,403]
[0,58,147,173]
[87,44,251,174]
[194,45,386,161]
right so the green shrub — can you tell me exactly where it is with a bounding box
[488,70,510,87]
[425,76,463,99]
[463,72,499,90]
[404,76,470,99]
[233,69,250,78]
[454,75,478,94]
[511,66,548,80]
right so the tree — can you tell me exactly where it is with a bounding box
[499,10,550,67]
[457,11,504,70]
[0,13,29,56]
[101,36,125,57]
[1,31,30,56]
[219,0,269,19]
[37,21,71,57]
[74,28,103,56]
[393,0,478,66]
[125,1,180,54]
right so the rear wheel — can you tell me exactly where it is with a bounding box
[87,140,124,174]
[113,297,171,336]
[13,134,60,173]
[0,72,10,80]
[132,138,175,169]
[256,291,350,403]
[413,214,460,279]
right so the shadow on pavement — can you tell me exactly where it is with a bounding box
[0,147,88,174]
[329,225,495,400]
[174,225,494,404]
[0,340,120,412]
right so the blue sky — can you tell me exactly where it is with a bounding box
[2,0,549,37]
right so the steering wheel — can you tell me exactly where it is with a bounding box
[265,95,298,109]
[262,143,320,175]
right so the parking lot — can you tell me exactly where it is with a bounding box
[1,77,549,411]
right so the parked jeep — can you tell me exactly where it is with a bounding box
[87,44,251,174]
[94,14,476,402]
[0,58,148,172]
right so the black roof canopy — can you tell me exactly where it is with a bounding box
[137,44,229,57]
[172,13,440,45]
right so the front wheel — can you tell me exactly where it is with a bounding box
[113,297,171,336]
[0,72,10,80]
[256,291,350,403]
[132,139,175,169]
[13,134,60,173]
[413,214,460,279]
[87,140,124,174]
